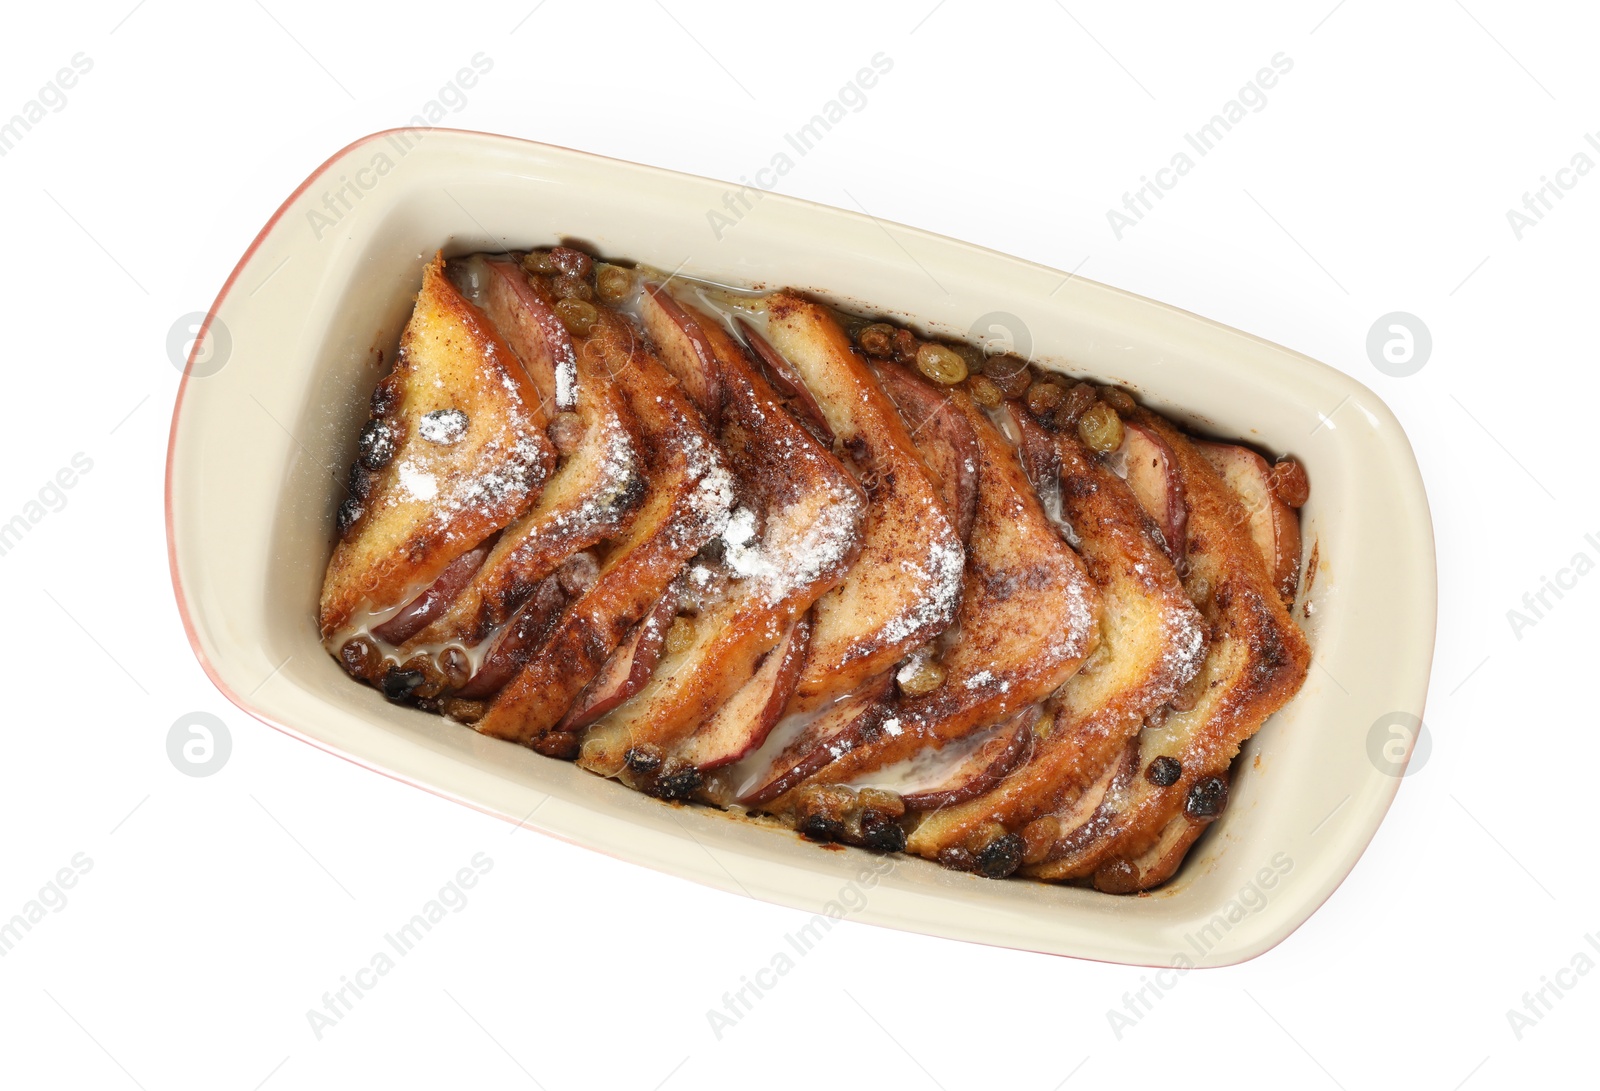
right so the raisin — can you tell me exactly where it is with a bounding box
[548,246,594,278]
[357,418,396,469]
[335,496,364,534]
[1146,755,1182,787]
[937,846,976,872]
[859,814,906,854]
[380,667,425,702]
[1185,775,1229,819]
[650,766,703,801]
[623,746,663,776]
[339,638,379,680]
[975,833,1025,879]
[798,814,846,843]
[858,323,896,358]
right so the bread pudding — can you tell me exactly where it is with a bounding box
[320,246,1311,893]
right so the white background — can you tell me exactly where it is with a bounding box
[2,1,1595,1088]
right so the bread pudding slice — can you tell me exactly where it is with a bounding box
[319,253,555,638]
[905,404,1207,871]
[402,256,645,648]
[578,285,865,786]
[757,294,966,710]
[474,282,733,754]
[774,365,1100,797]
[1025,407,1310,890]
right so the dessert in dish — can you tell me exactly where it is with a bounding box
[321,245,1312,892]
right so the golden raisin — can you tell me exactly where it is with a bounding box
[1077,403,1125,452]
[897,656,946,697]
[952,343,985,372]
[522,250,558,275]
[967,373,1003,407]
[1052,382,1097,430]
[595,265,635,304]
[915,343,968,384]
[551,273,594,302]
[664,616,697,656]
[857,788,906,818]
[554,298,598,336]
[438,647,472,689]
[1099,385,1138,415]
[1026,379,1065,416]
[984,356,1032,398]
[1269,458,1310,507]
[1020,816,1061,864]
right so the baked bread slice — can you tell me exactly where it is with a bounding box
[577,285,865,787]
[319,253,555,638]
[773,366,1100,799]
[757,294,965,710]
[402,256,645,648]
[1025,406,1310,890]
[474,281,734,754]
[904,403,1207,870]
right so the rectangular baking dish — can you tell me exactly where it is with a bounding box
[165,128,1436,966]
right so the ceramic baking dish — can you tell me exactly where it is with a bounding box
[165,128,1435,966]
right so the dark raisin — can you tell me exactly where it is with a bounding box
[357,418,396,469]
[623,746,663,776]
[891,328,919,364]
[937,846,976,872]
[419,407,468,444]
[1146,756,1182,787]
[650,766,703,800]
[982,355,1031,398]
[380,667,425,702]
[346,462,374,502]
[370,379,400,417]
[335,497,364,534]
[532,731,581,760]
[975,833,1025,879]
[1185,775,1229,819]
[859,814,906,854]
[798,814,846,843]
[339,638,378,680]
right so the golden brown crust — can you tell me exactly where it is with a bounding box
[319,254,554,637]
[762,293,965,710]
[906,412,1206,860]
[576,289,866,775]
[404,261,645,648]
[474,311,732,746]
[781,385,1100,794]
[1025,407,1310,887]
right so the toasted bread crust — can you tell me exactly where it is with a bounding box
[319,254,554,637]
[762,294,965,709]
[1026,408,1310,886]
[475,311,733,746]
[579,290,865,773]
[780,384,1101,795]
[405,261,646,648]
[907,415,1206,860]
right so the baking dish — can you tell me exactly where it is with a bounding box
[166,128,1435,966]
